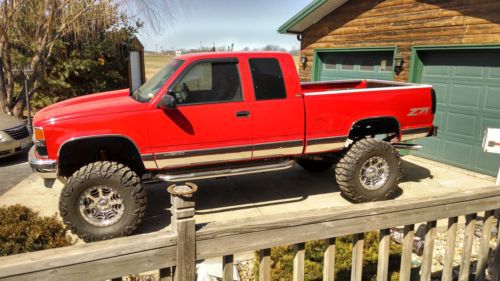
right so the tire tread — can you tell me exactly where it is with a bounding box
[59,161,147,242]
[335,139,401,202]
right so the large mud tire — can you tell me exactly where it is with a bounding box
[59,161,146,242]
[335,139,401,203]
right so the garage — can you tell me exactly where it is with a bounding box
[412,48,500,176]
[280,0,500,177]
[314,49,395,81]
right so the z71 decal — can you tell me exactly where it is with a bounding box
[408,107,430,116]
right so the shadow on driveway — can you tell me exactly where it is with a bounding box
[137,161,432,234]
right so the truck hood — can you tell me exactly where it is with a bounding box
[34,89,145,126]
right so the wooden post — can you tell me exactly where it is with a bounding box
[442,217,458,281]
[168,183,197,281]
[259,248,271,281]
[351,233,364,281]
[492,213,500,281]
[400,225,415,281]
[323,238,336,281]
[459,214,476,281]
[222,255,234,281]
[293,243,305,281]
[377,229,390,281]
[476,211,494,281]
[420,221,437,281]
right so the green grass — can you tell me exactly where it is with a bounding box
[144,53,300,80]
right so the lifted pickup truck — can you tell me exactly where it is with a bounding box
[30,52,436,241]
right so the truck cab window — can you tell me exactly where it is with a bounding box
[249,58,286,100]
[172,61,242,105]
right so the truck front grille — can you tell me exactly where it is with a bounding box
[5,125,30,140]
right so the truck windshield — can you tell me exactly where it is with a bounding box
[131,59,184,102]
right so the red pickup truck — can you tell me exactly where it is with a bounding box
[29,52,436,241]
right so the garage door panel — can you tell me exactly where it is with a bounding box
[440,139,474,166]
[489,67,500,79]
[445,112,477,138]
[474,147,500,174]
[482,117,500,133]
[415,136,441,159]
[432,111,444,129]
[432,83,450,106]
[422,64,451,78]
[449,84,481,109]
[454,65,485,79]
[484,86,500,112]
[414,49,500,176]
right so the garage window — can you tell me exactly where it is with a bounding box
[323,57,337,69]
[315,50,395,81]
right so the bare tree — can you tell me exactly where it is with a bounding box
[121,0,188,33]
[0,0,124,116]
[0,0,182,116]
[262,44,287,52]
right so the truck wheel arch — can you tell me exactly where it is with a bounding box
[348,117,401,142]
[58,135,145,178]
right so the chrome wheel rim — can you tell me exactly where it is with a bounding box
[359,156,390,191]
[79,185,124,227]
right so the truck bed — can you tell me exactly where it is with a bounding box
[301,79,435,154]
[301,79,431,95]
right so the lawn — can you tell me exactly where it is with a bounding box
[144,53,299,80]
[144,53,174,80]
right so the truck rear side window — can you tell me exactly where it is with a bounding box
[249,58,286,100]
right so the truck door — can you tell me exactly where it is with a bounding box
[248,57,305,158]
[149,58,252,169]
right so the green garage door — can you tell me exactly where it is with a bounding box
[315,50,394,81]
[414,50,500,176]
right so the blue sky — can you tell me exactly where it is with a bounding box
[136,0,311,52]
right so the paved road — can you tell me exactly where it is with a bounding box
[0,151,32,196]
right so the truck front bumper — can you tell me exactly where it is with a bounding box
[28,146,57,179]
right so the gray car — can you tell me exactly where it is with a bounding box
[0,113,32,158]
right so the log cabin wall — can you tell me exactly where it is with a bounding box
[299,0,500,82]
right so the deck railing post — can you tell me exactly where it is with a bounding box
[351,233,364,281]
[458,214,476,281]
[400,224,415,281]
[259,248,271,281]
[168,183,197,281]
[323,238,336,281]
[293,242,305,281]
[476,210,494,281]
[420,221,437,281]
[492,210,500,281]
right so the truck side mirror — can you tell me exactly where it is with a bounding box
[158,93,177,110]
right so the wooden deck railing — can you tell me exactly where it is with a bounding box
[0,184,499,281]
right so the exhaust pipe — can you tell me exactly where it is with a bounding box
[392,143,422,150]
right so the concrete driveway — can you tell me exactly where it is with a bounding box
[0,151,32,196]
[0,155,496,235]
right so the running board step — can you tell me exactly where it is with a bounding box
[392,143,423,150]
[157,160,295,182]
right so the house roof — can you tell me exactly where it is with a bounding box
[278,0,349,34]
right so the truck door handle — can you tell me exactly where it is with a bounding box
[236,111,250,118]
